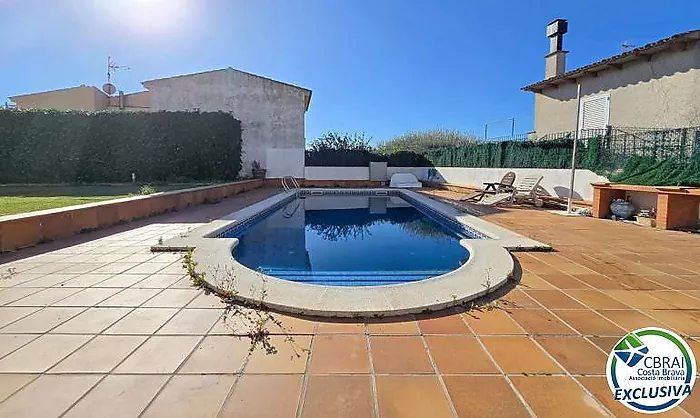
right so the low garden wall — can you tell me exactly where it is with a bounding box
[0,180,262,252]
[296,166,606,201]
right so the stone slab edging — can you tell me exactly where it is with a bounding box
[157,188,548,317]
[0,179,262,252]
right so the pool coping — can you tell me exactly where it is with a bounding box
[154,188,549,317]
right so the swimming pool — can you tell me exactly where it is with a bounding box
[156,188,548,316]
[220,195,476,285]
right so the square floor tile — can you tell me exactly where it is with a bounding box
[220,374,302,417]
[185,292,225,309]
[316,320,366,334]
[375,375,453,418]
[367,319,419,335]
[0,288,44,306]
[141,289,199,308]
[8,288,82,306]
[596,309,664,332]
[114,335,201,373]
[508,309,577,335]
[98,288,160,307]
[1,307,84,333]
[498,289,541,309]
[553,310,626,336]
[103,308,178,335]
[0,307,41,329]
[417,314,471,335]
[510,375,609,417]
[564,290,631,309]
[0,334,38,358]
[156,309,221,335]
[0,374,37,402]
[50,335,146,373]
[370,336,433,374]
[179,335,250,373]
[525,290,587,309]
[52,288,121,307]
[92,274,148,288]
[244,335,312,374]
[301,375,374,418]
[309,334,370,374]
[443,376,529,418]
[535,336,608,375]
[131,274,183,289]
[0,374,102,418]
[58,274,114,288]
[0,334,91,372]
[63,375,168,418]
[125,263,171,275]
[462,309,526,335]
[265,314,317,335]
[425,336,498,374]
[142,375,236,418]
[480,336,563,374]
[52,307,132,334]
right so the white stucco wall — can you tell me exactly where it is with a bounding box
[533,43,700,135]
[304,167,369,180]
[388,167,607,201]
[266,149,305,178]
[143,68,310,177]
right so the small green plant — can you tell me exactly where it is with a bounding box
[1,267,18,280]
[139,184,156,195]
[182,249,305,356]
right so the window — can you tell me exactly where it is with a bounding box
[578,94,610,136]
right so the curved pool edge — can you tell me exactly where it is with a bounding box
[191,237,515,318]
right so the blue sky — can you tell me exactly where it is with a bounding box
[1,0,699,143]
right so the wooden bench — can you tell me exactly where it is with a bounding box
[592,183,700,230]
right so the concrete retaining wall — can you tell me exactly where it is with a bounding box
[0,180,262,252]
[387,167,607,201]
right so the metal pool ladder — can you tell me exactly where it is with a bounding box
[281,176,300,194]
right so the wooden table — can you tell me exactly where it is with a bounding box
[591,183,700,230]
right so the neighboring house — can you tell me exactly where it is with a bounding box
[9,67,312,178]
[523,20,700,137]
[10,85,150,112]
[142,68,311,178]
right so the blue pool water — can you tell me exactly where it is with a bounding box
[222,195,474,286]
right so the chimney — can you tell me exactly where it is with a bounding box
[545,19,568,78]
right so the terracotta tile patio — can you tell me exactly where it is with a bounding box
[0,187,698,417]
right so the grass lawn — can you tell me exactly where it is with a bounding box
[0,184,209,216]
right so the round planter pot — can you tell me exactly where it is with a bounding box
[610,200,635,220]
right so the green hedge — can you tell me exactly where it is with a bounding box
[0,110,242,183]
[423,138,580,169]
[305,150,434,167]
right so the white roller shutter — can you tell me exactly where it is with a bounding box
[578,94,610,135]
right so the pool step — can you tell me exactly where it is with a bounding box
[258,268,450,285]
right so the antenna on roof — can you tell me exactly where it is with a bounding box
[103,56,130,96]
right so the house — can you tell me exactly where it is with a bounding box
[9,67,312,178]
[10,85,150,112]
[523,20,700,137]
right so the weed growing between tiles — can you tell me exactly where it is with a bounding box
[1,267,18,280]
[182,249,306,357]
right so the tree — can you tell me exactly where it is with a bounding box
[307,132,373,152]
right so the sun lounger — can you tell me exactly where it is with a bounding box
[389,173,422,188]
[460,171,516,202]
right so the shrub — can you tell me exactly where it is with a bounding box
[0,109,242,183]
[376,129,479,154]
[139,184,156,195]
